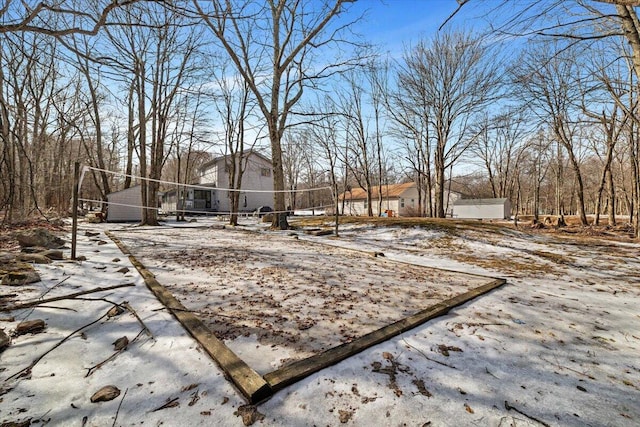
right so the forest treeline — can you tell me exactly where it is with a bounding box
[1,1,640,235]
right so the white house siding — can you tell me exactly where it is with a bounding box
[397,187,421,216]
[342,198,395,216]
[453,198,511,219]
[201,152,274,214]
[200,165,218,186]
[107,186,143,222]
[342,189,420,217]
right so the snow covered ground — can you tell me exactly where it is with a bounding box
[110,225,489,374]
[1,217,639,426]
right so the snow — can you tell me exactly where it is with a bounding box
[1,217,639,426]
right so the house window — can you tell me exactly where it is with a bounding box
[400,198,405,208]
[244,196,247,207]
[411,199,415,206]
[364,199,368,209]
[261,168,271,177]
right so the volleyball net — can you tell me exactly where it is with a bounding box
[79,165,337,217]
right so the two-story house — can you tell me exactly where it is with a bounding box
[161,151,274,214]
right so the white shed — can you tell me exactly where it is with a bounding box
[106,186,143,222]
[453,198,511,219]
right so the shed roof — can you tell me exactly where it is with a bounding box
[340,182,416,201]
[107,185,141,197]
[453,198,508,206]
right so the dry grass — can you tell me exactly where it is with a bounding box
[450,253,554,275]
[528,250,575,265]
[290,216,512,236]
[290,215,636,243]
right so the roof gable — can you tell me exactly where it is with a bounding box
[340,182,416,200]
[199,150,271,172]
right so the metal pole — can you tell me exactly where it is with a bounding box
[331,174,344,241]
[334,183,339,237]
[71,162,79,260]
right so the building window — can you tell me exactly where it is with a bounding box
[364,199,368,209]
[400,198,405,208]
[411,199,415,206]
[244,196,247,207]
[261,168,271,177]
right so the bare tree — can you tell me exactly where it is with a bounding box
[470,109,527,199]
[388,63,433,216]
[103,3,203,225]
[282,131,306,212]
[456,0,640,235]
[210,68,261,226]
[305,100,344,234]
[0,0,142,35]
[525,129,553,222]
[0,31,65,221]
[193,0,361,229]
[400,31,501,217]
[513,43,591,225]
[338,70,376,216]
[66,34,113,205]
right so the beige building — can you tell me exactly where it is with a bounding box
[340,182,462,217]
[340,182,420,217]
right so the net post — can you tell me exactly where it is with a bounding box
[71,162,79,260]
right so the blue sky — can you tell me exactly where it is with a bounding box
[349,0,486,56]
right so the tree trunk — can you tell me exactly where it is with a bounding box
[434,138,446,218]
[269,124,289,229]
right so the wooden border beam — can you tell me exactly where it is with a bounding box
[106,229,507,403]
[106,231,271,404]
[264,278,506,392]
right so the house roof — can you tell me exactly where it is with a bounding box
[340,182,416,201]
[453,198,509,206]
[199,150,271,172]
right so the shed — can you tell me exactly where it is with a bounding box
[106,186,143,222]
[453,198,511,219]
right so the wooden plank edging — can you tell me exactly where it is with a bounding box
[105,231,272,403]
[264,277,506,392]
[106,229,506,402]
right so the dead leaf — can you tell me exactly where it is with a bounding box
[181,383,199,392]
[464,403,474,414]
[413,379,432,397]
[107,305,124,317]
[234,405,265,426]
[112,336,128,351]
[339,409,353,423]
[90,385,120,403]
